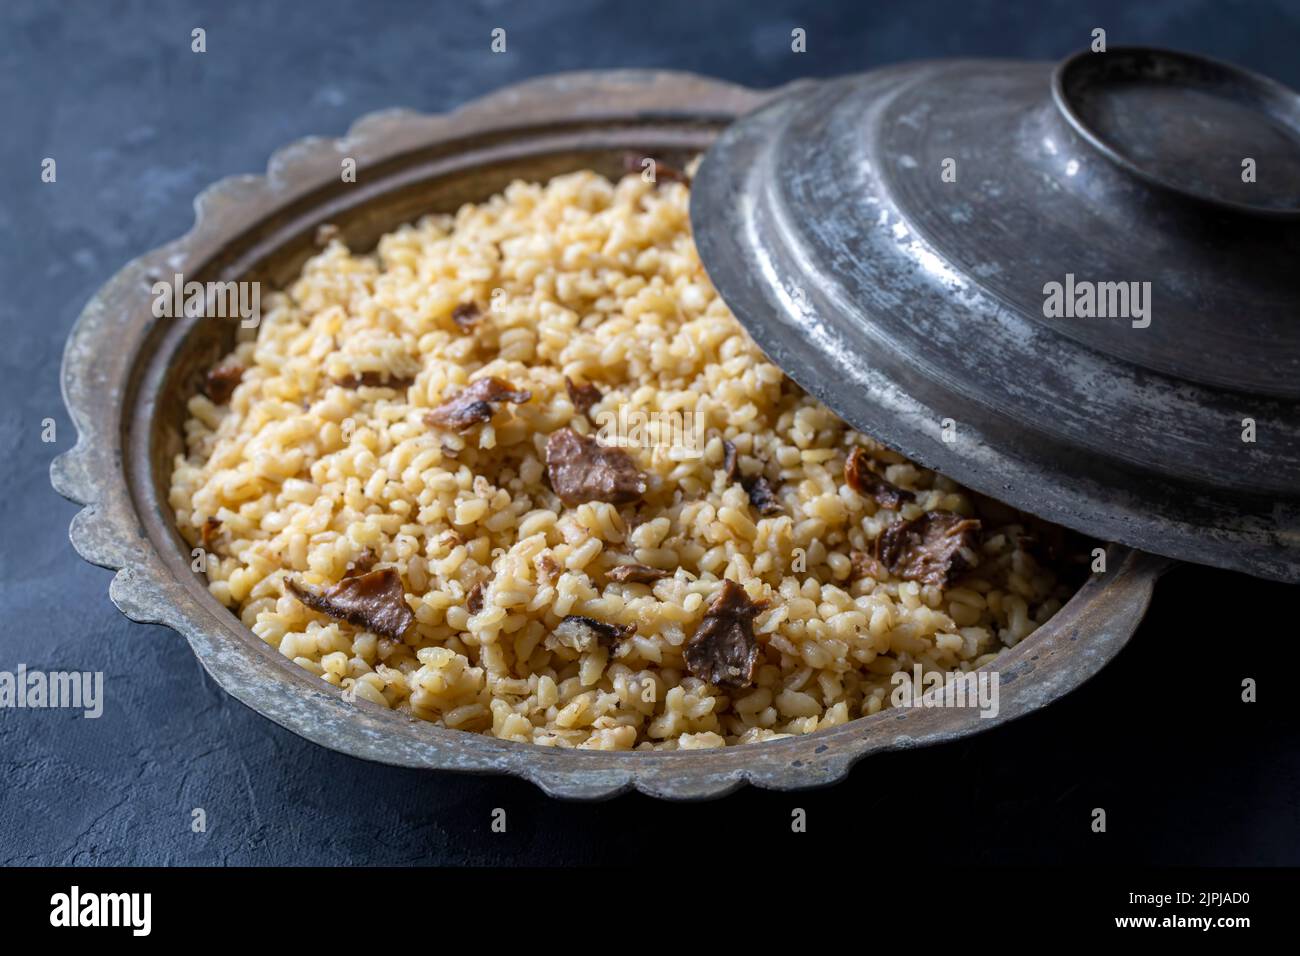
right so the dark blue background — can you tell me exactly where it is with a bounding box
[3,0,1298,866]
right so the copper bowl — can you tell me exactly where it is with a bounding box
[51,70,1165,799]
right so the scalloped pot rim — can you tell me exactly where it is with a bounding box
[51,69,1165,800]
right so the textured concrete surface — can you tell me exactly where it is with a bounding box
[2,0,1299,865]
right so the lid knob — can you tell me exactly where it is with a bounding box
[1051,47,1300,218]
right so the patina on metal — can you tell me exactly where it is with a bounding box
[53,69,1163,800]
[691,48,1300,583]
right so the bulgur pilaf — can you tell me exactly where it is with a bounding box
[169,165,1080,750]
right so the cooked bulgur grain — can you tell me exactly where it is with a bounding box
[169,166,1077,749]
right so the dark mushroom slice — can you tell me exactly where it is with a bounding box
[621,509,646,536]
[537,554,561,585]
[424,377,532,431]
[683,579,770,689]
[720,439,739,485]
[203,363,243,405]
[336,371,415,389]
[1014,518,1093,587]
[565,377,603,419]
[549,615,636,653]
[742,475,782,516]
[199,516,222,550]
[1021,522,1068,565]
[286,568,414,640]
[466,581,485,615]
[720,439,781,515]
[545,427,647,506]
[874,511,982,588]
[1016,514,1088,567]
[451,302,482,330]
[607,563,671,584]
[849,549,887,582]
[845,447,915,509]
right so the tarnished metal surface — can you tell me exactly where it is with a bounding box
[1054,48,1300,217]
[52,69,1161,799]
[691,51,1300,583]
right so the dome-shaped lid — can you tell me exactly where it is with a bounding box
[691,48,1300,582]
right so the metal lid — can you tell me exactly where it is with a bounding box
[691,47,1300,584]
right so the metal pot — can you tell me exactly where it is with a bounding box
[53,69,1167,799]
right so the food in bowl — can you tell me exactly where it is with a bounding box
[169,161,1085,750]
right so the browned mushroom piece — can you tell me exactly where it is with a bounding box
[742,475,782,516]
[849,549,887,582]
[720,439,739,485]
[286,568,414,639]
[424,376,532,431]
[874,511,982,587]
[451,302,482,330]
[545,427,647,506]
[342,549,379,578]
[845,447,915,509]
[565,377,603,418]
[607,563,671,584]
[466,581,485,615]
[199,516,222,550]
[549,615,636,653]
[683,579,770,689]
[537,554,561,585]
[203,363,243,405]
[1015,519,1093,587]
[335,371,414,389]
